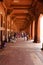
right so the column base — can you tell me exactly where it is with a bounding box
[33,39,40,43]
[41,43,43,50]
[41,48,43,50]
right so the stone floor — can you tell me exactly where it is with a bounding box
[0,38,43,65]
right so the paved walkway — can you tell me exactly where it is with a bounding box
[0,38,43,65]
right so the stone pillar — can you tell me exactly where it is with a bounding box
[7,15,11,42]
[34,16,40,43]
[31,21,35,40]
[4,9,7,42]
[29,24,31,40]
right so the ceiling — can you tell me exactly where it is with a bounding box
[3,0,43,32]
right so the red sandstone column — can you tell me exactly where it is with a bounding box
[34,16,40,43]
[37,17,40,42]
[31,21,35,40]
[5,9,7,41]
[29,24,31,40]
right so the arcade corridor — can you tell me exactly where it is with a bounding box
[0,0,43,65]
[0,38,43,65]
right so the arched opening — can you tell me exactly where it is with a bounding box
[38,14,43,48]
[39,14,43,43]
